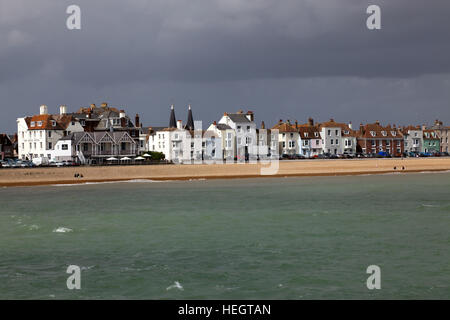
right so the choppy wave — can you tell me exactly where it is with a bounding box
[420,204,440,208]
[53,227,73,233]
[166,281,184,291]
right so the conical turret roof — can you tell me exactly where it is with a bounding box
[184,104,194,130]
[169,104,176,128]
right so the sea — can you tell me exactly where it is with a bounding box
[0,172,449,299]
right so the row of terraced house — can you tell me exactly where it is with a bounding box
[5,102,449,164]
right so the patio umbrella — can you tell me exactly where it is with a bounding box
[120,157,131,161]
[107,157,118,161]
[143,153,152,158]
[134,156,145,160]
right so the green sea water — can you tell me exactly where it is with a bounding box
[0,172,449,299]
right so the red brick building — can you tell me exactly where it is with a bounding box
[356,121,404,156]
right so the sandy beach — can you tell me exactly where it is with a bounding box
[0,158,449,187]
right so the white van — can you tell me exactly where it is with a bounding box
[32,157,50,166]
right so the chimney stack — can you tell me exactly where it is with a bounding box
[135,114,140,128]
[119,110,126,118]
[246,111,254,122]
[40,105,48,115]
[348,121,352,129]
[308,118,314,126]
[59,105,67,115]
[261,121,265,129]
[101,102,108,108]
[177,120,182,130]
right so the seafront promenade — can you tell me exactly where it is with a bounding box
[1,158,450,187]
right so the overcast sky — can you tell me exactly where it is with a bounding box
[1,0,449,133]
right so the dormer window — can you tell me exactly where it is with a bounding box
[314,132,319,137]
[80,120,86,126]
[37,121,42,127]
[391,131,396,136]
[344,130,349,135]
[304,132,308,137]
[31,121,36,127]
[382,131,387,136]
[370,131,376,137]
[51,120,56,127]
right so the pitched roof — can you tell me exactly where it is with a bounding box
[271,121,297,132]
[0,133,13,145]
[358,122,403,139]
[65,131,136,145]
[423,129,440,140]
[227,113,252,123]
[25,114,75,130]
[216,124,232,130]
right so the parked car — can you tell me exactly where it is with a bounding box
[419,152,432,157]
[49,160,64,167]
[0,161,10,168]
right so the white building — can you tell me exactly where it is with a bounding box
[17,105,84,161]
[217,110,257,161]
[205,121,235,160]
[271,120,300,156]
[148,105,202,162]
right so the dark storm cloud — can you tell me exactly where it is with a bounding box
[0,0,449,132]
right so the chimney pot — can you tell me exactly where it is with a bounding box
[59,105,67,115]
[40,105,48,115]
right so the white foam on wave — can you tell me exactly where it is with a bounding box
[28,224,40,230]
[81,265,95,270]
[420,204,440,208]
[166,281,184,291]
[53,227,73,233]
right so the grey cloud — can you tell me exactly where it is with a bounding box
[0,0,449,132]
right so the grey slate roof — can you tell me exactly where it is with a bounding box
[60,131,136,145]
[227,113,252,123]
[216,124,232,130]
